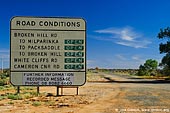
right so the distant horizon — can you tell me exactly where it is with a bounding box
[0,68,139,71]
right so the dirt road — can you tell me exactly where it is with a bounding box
[77,73,170,113]
[0,72,170,113]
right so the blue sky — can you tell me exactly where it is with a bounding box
[0,0,170,69]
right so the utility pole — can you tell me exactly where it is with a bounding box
[1,56,3,73]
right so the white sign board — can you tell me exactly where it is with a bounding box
[10,17,86,86]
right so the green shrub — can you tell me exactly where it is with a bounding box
[0,86,4,90]
[23,87,34,90]
[32,101,41,106]
[0,79,6,86]
[7,94,22,100]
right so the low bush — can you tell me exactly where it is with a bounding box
[32,101,42,106]
[7,94,22,100]
[0,79,7,86]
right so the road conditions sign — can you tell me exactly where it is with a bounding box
[10,17,86,86]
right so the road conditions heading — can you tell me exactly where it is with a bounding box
[11,17,85,30]
[10,17,86,86]
[15,20,81,27]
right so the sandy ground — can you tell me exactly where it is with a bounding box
[0,72,170,113]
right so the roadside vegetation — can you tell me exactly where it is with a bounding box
[0,70,10,86]
[0,69,41,101]
[137,59,158,76]
[158,27,170,76]
[136,27,170,78]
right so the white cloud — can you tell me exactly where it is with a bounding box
[94,26,151,48]
[116,39,150,48]
[96,26,137,41]
[131,55,145,63]
[115,54,127,60]
[132,55,140,60]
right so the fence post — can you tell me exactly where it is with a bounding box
[56,86,59,96]
[76,87,79,95]
[17,86,20,94]
[37,86,40,96]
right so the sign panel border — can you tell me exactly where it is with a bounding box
[10,16,86,86]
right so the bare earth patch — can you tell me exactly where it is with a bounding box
[0,73,170,113]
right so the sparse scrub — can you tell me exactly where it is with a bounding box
[0,86,4,90]
[0,79,7,86]
[45,101,56,106]
[8,101,14,105]
[7,94,22,100]
[0,95,7,100]
[0,73,7,79]
[30,91,39,96]
[32,101,42,106]
[22,87,35,90]
[0,73,10,86]
[22,93,33,99]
